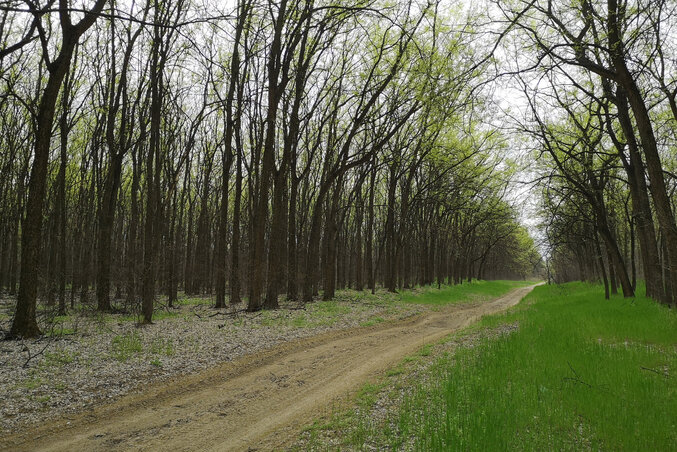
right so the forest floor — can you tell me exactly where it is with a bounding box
[0,282,535,451]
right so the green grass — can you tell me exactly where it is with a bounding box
[111,331,143,362]
[258,281,527,330]
[417,344,433,357]
[149,337,175,357]
[399,280,533,305]
[319,282,677,451]
[152,310,181,321]
[309,300,352,326]
[18,375,43,390]
[260,300,355,329]
[118,310,180,323]
[45,326,76,337]
[360,316,385,327]
[110,331,175,362]
[174,296,213,306]
[42,350,77,367]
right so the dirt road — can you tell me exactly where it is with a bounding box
[2,285,536,452]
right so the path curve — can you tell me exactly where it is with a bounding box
[1,285,537,452]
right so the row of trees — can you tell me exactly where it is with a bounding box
[0,0,540,339]
[498,0,677,303]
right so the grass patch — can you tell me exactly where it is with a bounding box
[291,315,311,328]
[45,326,76,337]
[52,315,70,323]
[152,310,180,321]
[418,344,433,357]
[43,314,77,337]
[360,316,385,327]
[308,300,352,326]
[19,375,43,390]
[260,300,354,329]
[386,366,405,377]
[283,280,530,331]
[118,314,140,323]
[313,282,677,451]
[149,337,175,356]
[399,279,533,305]
[111,331,143,362]
[356,381,386,407]
[42,350,77,367]
[118,309,180,323]
[174,296,212,306]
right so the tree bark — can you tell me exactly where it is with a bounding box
[613,90,664,301]
[607,0,677,304]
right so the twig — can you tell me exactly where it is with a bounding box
[561,361,594,389]
[640,366,670,378]
[22,339,52,368]
[218,309,250,318]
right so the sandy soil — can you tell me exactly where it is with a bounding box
[0,285,536,452]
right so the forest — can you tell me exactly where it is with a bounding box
[0,0,545,339]
[1,0,677,450]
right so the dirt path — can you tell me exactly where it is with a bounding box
[2,285,536,452]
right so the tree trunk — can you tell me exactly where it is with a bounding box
[10,45,77,338]
[595,204,633,297]
[142,5,164,324]
[264,171,287,309]
[595,233,610,299]
[354,188,364,291]
[230,144,243,304]
[126,146,141,306]
[57,75,69,315]
[606,248,618,295]
[614,91,664,301]
[248,0,288,311]
[385,166,397,292]
[607,0,677,304]
[366,164,376,294]
[96,152,124,312]
[287,174,299,299]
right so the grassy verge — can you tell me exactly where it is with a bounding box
[399,279,534,305]
[296,282,677,451]
[252,280,531,329]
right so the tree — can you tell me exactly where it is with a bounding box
[8,0,107,339]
